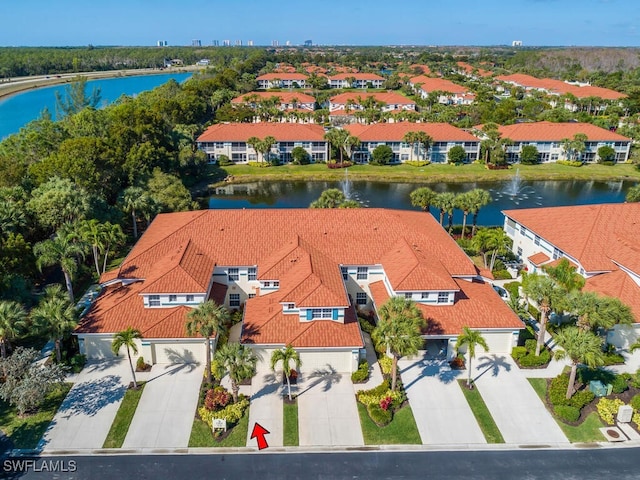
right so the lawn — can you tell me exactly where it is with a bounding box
[356,403,422,445]
[527,378,605,443]
[283,401,299,446]
[188,411,250,448]
[0,383,72,450]
[457,380,505,443]
[211,162,640,187]
[102,383,146,448]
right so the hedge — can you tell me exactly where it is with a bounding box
[554,405,580,423]
[351,361,370,383]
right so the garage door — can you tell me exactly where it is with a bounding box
[152,341,207,364]
[298,350,353,373]
[83,336,116,360]
[478,331,514,354]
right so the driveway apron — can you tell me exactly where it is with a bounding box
[247,361,283,447]
[472,354,568,444]
[122,363,202,448]
[399,355,486,445]
[41,359,131,450]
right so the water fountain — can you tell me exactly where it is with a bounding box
[504,168,524,196]
[342,168,352,200]
[490,168,543,207]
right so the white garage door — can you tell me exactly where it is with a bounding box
[83,336,116,360]
[478,331,514,354]
[298,350,353,373]
[152,341,207,364]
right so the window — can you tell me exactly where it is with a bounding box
[517,247,523,257]
[520,225,527,236]
[341,266,348,280]
[357,266,368,280]
[248,267,257,281]
[311,308,333,319]
[421,292,429,299]
[248,293,256,299]
[228,268,239,281]
[553,248,561,260]
[149,295,160,307]
[437,292,449,304]
[169,295,177,302]
[285,303,295,310]
[356,293,367,305]
[534,235,540,246]
[273,281,279,288]
[229,294,240,307]
[263,281,271,288]
[404,292,412,299]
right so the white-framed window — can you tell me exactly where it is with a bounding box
[263,281,271,287]
[437,292,449,304]
[169,295,177,302]
[421,292,429,299]
[553,248,561,260]
[248,293,256,299]
[517,247,523,257]
[404,292,412,299]
[248,267,257,281]
[311,308,332,319]
[356,292,367,305]
[357,266,368,280]
[186,295,194,302]
[341,266,348,280]
[273,281,280,288]
[229,294,240,307]
[534,235,540,246]
[520,226,527,236]
[285,303,295,310]
[228,268,239,281]
[149,295,160,307]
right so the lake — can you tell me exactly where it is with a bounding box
[208,177,632,226]
[0,72,192,140]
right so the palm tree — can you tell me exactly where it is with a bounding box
[112,327,143,389]
[372,297,425,391]
[626,185,640,202]
[270,345,302,401]
[247,136,277,164]
[568,291,634,333]
[432,192,456,227]
[118,186,157,239]
[310,188,346,208]
[455,191,475,239]
[185,300,230,384]
[554,327,604,399]
[34,233,86,303]
[415,131,433,161]
[214,342,257,402]
[522,274,564,357]
[468,189,492,236]
[30,285,78,363]
[409,187,437,214]
[543,258,585,292]
[78,219,108,278]
[403,131,418,161]
[456,327,489,388]
[471,228,495,269]
[0,300,27,360]
[101,222,126,274]
[324,128,360,163]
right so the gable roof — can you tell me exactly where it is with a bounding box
[494,121,630,142]
[329,92,415,106]
[409,76,469,95]
[257,73,308,81]
[496,73,625,100]
[344,121,478,142]
[329,73,384,81]
[197,123,326,142]
[231,91,316,104]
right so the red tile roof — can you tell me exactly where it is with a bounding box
[457,62,493,77]
[231,91,315,104]
[329,73,384,81]
[410,76,468,95]
[329,92,415,106]
[584,270,640,322]
[197,123,326,142]
[409,64,432,75]
[495,121,630,142]
[496,73,625,100]
[528,252,550,266]
[369,279,523,336]
[344,121,478,142]
[257,73,308,81]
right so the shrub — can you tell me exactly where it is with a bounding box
[204,386,231,411]
[630,394,640,411]
[379,396,392,411]
[555,405,581,423]
[549,374,571,406]
[217,155,233,166]
[247,161,270,168]
[327,161,352,169]
[602,352,625,366]
[356,380,403,409]
[359,317,374,334]
[367,403,392,426]
[557,160,583,167]
[504,282,521,300]
[524,339,537,352]
[629,372,640,389]
[136,356,146,370]
[291,146,311,165]
[611,374,628,394]
[596,398,625,425]
[379,356,392,375]
[527,304,540,320]
[450,356,465,369]
[519,349,551,367]
[351,361,370,383]
[511,346,527,360]
[492,269,512,280]
[371,145,393,165]
[70,353,86,373]
[405,160,430,167]
[634,411,640,428]
[569,389,595,410]
[199,396,249,428]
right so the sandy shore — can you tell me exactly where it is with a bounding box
[0,65,204,100]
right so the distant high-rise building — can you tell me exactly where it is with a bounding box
[285,40,291,46]
[223,39,231,46]
[157,40,168,47]
[235,40,242,46]
[272,40,279,47]
[212,40,219,46]
[304,40,312,47]
[247,40,254,46]
[192,39,202,47]
[512,40,523,47]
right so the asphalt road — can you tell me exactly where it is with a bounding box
[2,447,639,480]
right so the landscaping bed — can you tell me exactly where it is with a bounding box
[511,339,552,369]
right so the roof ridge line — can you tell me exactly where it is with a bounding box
[576,205,604,262]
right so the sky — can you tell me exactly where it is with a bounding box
[0,0,638,47]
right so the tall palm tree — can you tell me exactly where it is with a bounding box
[543,258,585,292]
[455,191,475,239]
[468,189,492,236]
[522,274,564,357]
[30,285,78,363]
[403,131,418,161]
[0,300,27,360]
[456,327,489,388]
[414,131,433,161]
[270,345,302,401]
[471,228,495,269]
[432,192,456,227]
[568,291,634,333]
[101,222,126,274]
[111,327,143,389]
[34,233,86,303]
[214,342,257,402]
[118,186,155,239]
[409,187,437,214]
[554,327,604,400]
[185,300,230,384]
[372,297,425,391]
[78,219,108,278]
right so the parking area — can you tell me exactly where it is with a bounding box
[246,362,283,448]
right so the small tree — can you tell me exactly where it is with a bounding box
[0,347,66,416]
[522,274,564,357]
[270,345,302,401]
[186,301,230,384]
[111,327,143,389]
[371,145,393,165]
[456,327,489,388]
[520,145,540,165]
[0,300,27,361]
[627,185,640,202]
[597,145,616,163]
[30,285,78,363]
[214,342,257,402]
[447,145,467,165]
[310,188,346,208]
[291,146,311,165]
[554,327,604,399]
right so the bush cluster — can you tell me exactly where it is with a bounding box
[404,160,430,167]
[247,161,271,168]
[356,380,405,411]
[378,356,392,375]
[557,160,583,167]
[204,386,231,411]
[358,317,374,334]
[492,269,512,280]
[512,339,551,368]
[351,361,370,383]
[602,352,625,366]
[199,396,249,428]
[630,394,640,411]
[217,155,233,166]
[548,373,594,410]
[367,403,392,426]
[554,405,580,423]
[596,398,625,425]
[327,161,352,169]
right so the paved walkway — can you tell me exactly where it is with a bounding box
[297,369,364,447]
[399,354,486,445]
[359,333,384,390]
[472,354,568,445]
[123,363,202,448]
[246,362,283,448]
[41,359,132,450]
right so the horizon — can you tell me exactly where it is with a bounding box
[1,0,639,48]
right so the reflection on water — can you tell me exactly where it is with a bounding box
[209,179,632,226]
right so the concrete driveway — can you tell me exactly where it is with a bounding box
[41,359,131,450]
[472,354,568,445]
[399,354,486,445]
[297,367,364,447]
[247,362,283,448]
[122,362,203,448]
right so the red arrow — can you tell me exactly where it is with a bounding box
[250,422,270,450]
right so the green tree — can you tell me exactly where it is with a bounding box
[0,300,27,362]
[554,327,604,400]
[118,186,157,239]
[409,187,437,214]
[561,133,588,162]
[324,128,360,163]
[310,188,347,208]
[78,219,109,278]
[455,191,475,239]
[34,233,86,303]
[447,145,467,165]
[247,136,277,164]
[100,222,126,274]
[522,274,564,357]
[372,297,425,391]
[27,177,92,232]
[542,258,585,292]
[432,192,456,227]
[291,146,310,165]
[403,131,419,161]
[30,285,78,363]
[597,145,616,163]
[55,76,101,118]
[214,342,257,402]
[468,189,492,236]
[625,184,640,202]
[147,169,195,212]
[456,327,489,388]
[568,291,634,333]
[520,145,540,165]
[186,301,230,384]
[371,144,393,165]
[111,327,143,389]
[270,345,302,401]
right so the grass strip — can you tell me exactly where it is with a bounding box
[283,400,299,446]
[188,410,250,448]
[457,380,505,443]
[102,382,145,448]
[356,402,421,445]
[0,383,72,449]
